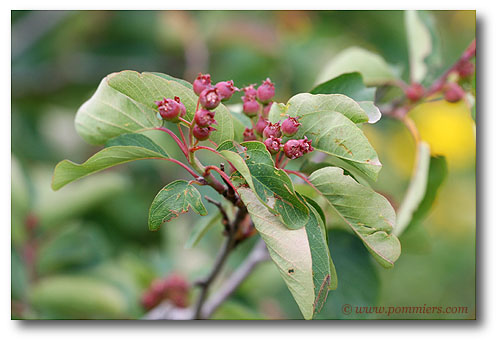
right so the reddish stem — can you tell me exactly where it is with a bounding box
[191,146,237,172]
[155,126,189,158]
[178,124,188,149]
[284,169,320,194]
[163,158,200,179]
[204,165,239,195]
[426,39,476,96]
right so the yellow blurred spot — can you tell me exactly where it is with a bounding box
[409,99,475,170]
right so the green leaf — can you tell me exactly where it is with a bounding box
[316,230,380,320]
[309,167,400,268]
[310,72,376,101]
[395,142,431,236]
[239,187,332,319]
[301,194,338,291]
[309,73,382,124]
[148,180,208,231]
[405,155,447,232]
[358,101,382,124]
[75,71,234,145]
[269,93,382,180]
[52,134,169,190]
[301,198,334,315]
[270,93,368,124]
[217,141,310,230]
[184,211,222,248]
[315,46,396,86]
[405,10,433,82]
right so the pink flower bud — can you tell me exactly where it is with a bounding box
[257,78,275,103]
[444,83,465,103]
[283,139,303,159]
[174,96,186,117]
[298,136,314,154]
[155,98,181,121]
[199,87,221,110]
[405,83,425,102]
[263,121,282,139]
[193,73,211,96]
[215,80,238,101]
[193,125,215,141]
[243,128,257,141]
[194,109,216,127]
[264,136,282,154]
[255,115,269,136]
[243,84,258,97]
[281,116,301,136]
[242,95,260,116]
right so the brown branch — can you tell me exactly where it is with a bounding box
[200,239,269,319]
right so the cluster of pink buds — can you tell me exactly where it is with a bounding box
[241,78,276,118]
[253,115,313,160]
[155,96,186,123]
[192,73,238,141]
[141,274,190,310]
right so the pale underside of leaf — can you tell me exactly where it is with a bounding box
[406,10,433,83]
[148,180,207,231]
[310,167,400,268]
[395,142,430,236]
[238,187,315,320]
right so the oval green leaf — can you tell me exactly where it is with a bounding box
[75,71,234,145]
[310,166,400,268]
[52,133,169,190]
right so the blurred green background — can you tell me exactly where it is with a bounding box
[11,10,476,319]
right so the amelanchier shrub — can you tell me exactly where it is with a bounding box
[51,70,398,320]
[51,36,475,319]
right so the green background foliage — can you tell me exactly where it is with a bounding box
[11,10,475,319]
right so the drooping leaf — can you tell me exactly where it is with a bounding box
[405,155,447,232]
[239,187,332,319]
[75,71,234,145]
[300,197,335,313]
[416,11,443,85]
[52,134,169,190]
[269,94,382,180]
[309,167,400,268]
[315,46,396,86]
[148,180,208,231]
[395,142,431,236]
[217,141,310,230]
[316,230,380,320]
[310,72,376,102]
[405,10,433,83]
[301,194,338,291]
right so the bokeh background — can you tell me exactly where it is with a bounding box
[11,10,476,319]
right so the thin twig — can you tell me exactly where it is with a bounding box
[200,239,269,319]
[204,196,231,232]
[193,230,237,319]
